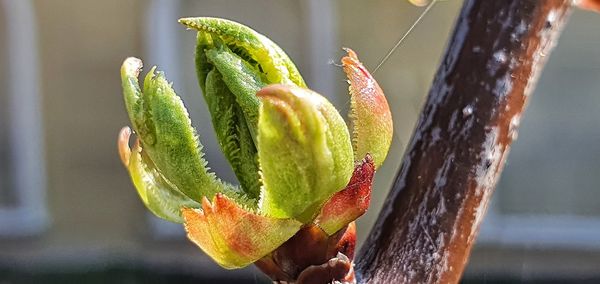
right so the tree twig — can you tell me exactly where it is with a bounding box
[356,1,573,283]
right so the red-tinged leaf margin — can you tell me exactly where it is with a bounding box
[342,48,393,169]
[182,193,302,269]
[315,154,375,235]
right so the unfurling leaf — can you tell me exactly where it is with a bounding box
[120,57,252,208]
[256,85,353,222]
[183,194,302,269]
[342,48,393,169]
[179,17,306,198]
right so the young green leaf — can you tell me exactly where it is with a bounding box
[204,69,261,198]
[257,85,354,222]
[181,17,307,197]
[183,194,302,269]
[120,57,251,207]
[180,17,306,88]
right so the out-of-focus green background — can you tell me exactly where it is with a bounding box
[1,0,599,283]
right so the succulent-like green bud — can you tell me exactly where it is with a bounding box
[119,18,393,274]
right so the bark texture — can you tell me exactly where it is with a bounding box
[356,1,572,283]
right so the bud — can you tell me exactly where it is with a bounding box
[118,17,393,281]
[183,194,301,269]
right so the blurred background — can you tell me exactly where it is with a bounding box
[0,0,599,283]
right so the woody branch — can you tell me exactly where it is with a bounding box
[356,1,573,283]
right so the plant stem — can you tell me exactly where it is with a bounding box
[356,1,572,283]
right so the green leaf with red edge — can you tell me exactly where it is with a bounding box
[342,48,393,169]
[315,155,375,235]
[182,193,302,269]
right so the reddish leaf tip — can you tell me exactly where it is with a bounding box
[315,155,375,235]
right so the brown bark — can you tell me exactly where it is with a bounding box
[355,1,572,283]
